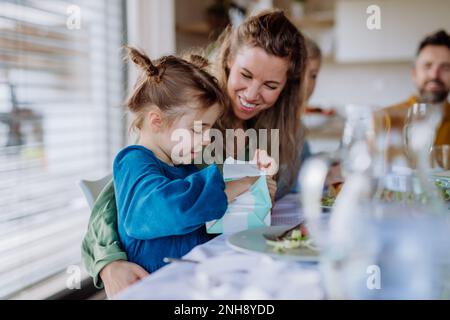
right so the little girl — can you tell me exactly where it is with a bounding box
[114,47,260,273]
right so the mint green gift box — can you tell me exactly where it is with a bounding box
[206,175,272,234]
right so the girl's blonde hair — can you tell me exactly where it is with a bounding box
[211,10,308,194]
[305,36,322,61]
[125,47,227,132]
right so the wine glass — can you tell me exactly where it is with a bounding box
[403,103,443,168]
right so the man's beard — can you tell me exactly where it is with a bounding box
[419,79,449,104]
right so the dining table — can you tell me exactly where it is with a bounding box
[115,193,326,300]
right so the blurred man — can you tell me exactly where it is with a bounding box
[382,30,450,146]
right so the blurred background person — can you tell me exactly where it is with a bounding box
[305,36,322,103]
[302,37,343,189]
[381,29,450,146]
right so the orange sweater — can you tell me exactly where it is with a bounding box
[382,96,450,146]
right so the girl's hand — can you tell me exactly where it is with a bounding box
[253,149,278,176]
[266,175,277,205]
[100,260,149,299]
[225,176,259,203]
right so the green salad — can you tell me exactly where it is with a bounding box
[319,181,450,206]
[379,180,450,204]
[266,229,317,252]
[436,180,450,202]
[321,196,335,207]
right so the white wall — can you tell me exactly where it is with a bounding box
[336,0,450,62]
[309,61,416,110]
[126,0,176,144]
[310,0,450,111]
[127,0,175,57]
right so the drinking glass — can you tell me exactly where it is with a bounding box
[403,103,443,168]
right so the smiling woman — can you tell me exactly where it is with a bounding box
[213,10,308,197]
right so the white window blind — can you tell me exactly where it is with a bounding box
[0,0,126,298]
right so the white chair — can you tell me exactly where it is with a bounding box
[78,173,113,210]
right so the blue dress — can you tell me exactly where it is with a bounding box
[113,145,228,273]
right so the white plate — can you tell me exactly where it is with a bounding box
[226,226,320,262]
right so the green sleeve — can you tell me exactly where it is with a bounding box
[81,180,128,288]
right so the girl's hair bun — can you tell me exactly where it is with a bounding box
[126,46,161,81]
[189,54,209,69]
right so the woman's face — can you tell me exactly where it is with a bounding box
[227,46,289,122]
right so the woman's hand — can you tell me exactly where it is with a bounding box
[99,260,149,299]
[225,176,259,203]
[266,175,277,205]
[253,149,278,176]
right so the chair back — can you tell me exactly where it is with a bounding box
[78,174,112,209]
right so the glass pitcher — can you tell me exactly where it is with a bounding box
[299,104,378,299]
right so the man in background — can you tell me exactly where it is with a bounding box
[382,29,450,146]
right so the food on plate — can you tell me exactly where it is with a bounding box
[435,180,450,202]
[321,196,335,207]
[266,224,317,252]
[320,181,343,208]
[354,180,450,205]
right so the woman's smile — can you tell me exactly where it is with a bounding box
[238,96,259,112]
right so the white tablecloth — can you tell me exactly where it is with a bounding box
[116,194,325,300]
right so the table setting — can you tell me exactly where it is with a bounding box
[117,102,450,300]
[116,194,326,300]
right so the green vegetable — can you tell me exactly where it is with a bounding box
[321,196,335,207]
[266,228,316,252]
[435,180,450,202]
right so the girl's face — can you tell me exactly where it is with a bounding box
[305,58,321,101]
[227,46,289,122]
[162,103,222,165]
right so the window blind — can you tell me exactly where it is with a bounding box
[0,0,126,298]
